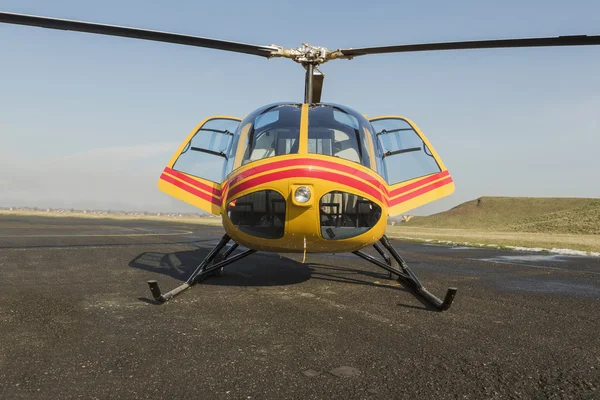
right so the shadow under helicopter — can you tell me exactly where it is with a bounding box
[129,247,438,311]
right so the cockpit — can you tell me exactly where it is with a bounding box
[226,102,379,173]
[220,103,386,242]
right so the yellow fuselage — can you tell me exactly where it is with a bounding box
[221,154,388,253]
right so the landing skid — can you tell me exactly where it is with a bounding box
[353,235,457,311]
[147,234,457,311]
[147,234,255,304]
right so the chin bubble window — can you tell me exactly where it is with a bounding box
[227,190,286,239]
[319,191,381,240]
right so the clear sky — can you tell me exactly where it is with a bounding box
[1,0,599,215]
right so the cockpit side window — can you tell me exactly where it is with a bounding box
[371,118,442,185]
[172,118,240,183]
[308,105,376,170]
[239,105,302,165]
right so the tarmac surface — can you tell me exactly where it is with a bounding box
[0,215,599,399]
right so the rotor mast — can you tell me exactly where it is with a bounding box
[304,64,314,103]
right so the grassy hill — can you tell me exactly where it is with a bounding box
[403,197,600,235]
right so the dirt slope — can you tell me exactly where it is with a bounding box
[404,197,600,234]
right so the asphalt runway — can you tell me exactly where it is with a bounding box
[0,215,599,399]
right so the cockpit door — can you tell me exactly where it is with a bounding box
[370,116,454,216]
[158,116,241,215]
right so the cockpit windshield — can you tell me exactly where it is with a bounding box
[239,104,302,165]
[308,104,377,170]
[224,103,381,176]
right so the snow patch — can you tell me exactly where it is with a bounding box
[391,236,600,258]
[549,248,600,257]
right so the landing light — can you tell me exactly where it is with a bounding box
[294,186,311,203]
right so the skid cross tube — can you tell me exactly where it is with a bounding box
[353,250,411,280]
[372,242,392,265]
[147,234,255,304]
[372,242,396,279]
[186,234,232,284]
[191,248,256,284]
[354,235,457,311]
[221,242,239,261]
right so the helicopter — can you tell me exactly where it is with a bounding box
[2,11,599,311]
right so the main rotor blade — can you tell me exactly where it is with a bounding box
[339,35,600,58]
[0,11,278,57]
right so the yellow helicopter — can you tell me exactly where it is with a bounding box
[2,11,599,310]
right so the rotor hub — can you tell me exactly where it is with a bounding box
[269,43,346,65]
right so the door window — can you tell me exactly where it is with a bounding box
[371,118,441,185]
[172,118,240,183]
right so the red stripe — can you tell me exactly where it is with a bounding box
[164,167,222,197]
[228,158,451,200]
[227,167,385,203]
[388,177,453,207]
[221,180,229,196]
[162,168,451,209]
[163,159,451,208]
[388,170,450,198]
[228,158,387,195]
[160,173,221,206]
